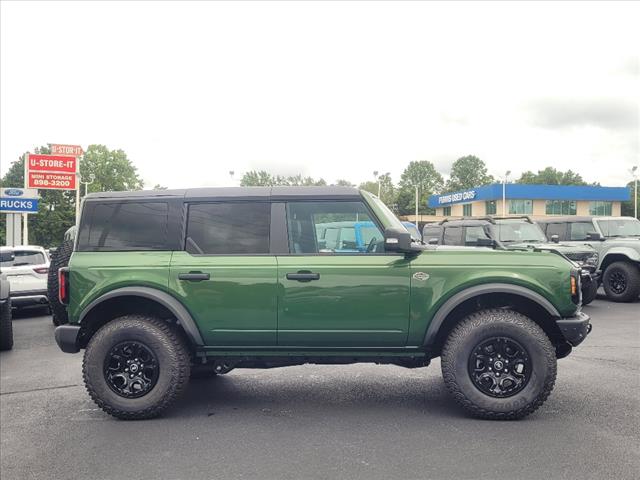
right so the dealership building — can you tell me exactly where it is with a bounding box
[427,184,631,218]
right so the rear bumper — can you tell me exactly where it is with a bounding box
[54,325,81,353]
[556,312,592,347]
[11,289,48,307]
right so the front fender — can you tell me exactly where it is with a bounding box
[602,247,640,264]
[421,283,561,347]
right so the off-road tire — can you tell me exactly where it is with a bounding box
[47,238,74,326]
[441,308,557,420]
[602,261,640,303]
[0,298,13,351]
[581,278,598,305]
[83,315,191,420]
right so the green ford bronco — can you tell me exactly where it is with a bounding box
[54,187,591,420]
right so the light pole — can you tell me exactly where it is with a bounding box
[81,173,95,197]
[632,166,638,219]
[373,171,380,197]
[502,170,511,216]
[415,184,419,229]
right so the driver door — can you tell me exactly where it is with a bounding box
[277,200,411,347]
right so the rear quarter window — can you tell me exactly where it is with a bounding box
[77,201,170,251]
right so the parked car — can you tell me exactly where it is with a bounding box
[422,216,600,304]
[0,245,50,311]
[315,220,382,253]
[54,187,590,420]
[0,273,13,351]
[537,216,640,302]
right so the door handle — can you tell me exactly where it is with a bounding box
[178,272,210,282]
[286,272,320,282]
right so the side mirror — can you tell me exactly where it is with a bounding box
[427,237,439,245]
[384,227,413,252]
[586,232,603,241]
[476,237,496,247]
[550,234,560,243]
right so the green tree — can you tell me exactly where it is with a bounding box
[358,172,395,207]
[517,167,588,186]
[397,161,444,215]
[80,144,144,195]
[445,155,494,192]
[152,184,168,190]
[621,180,639,218]
[334,179,354,187]
[240,170,326,186]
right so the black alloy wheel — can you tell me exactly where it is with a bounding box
[104,341,159,398]
[468,336,531,398]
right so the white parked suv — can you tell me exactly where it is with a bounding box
[0,245,50,310]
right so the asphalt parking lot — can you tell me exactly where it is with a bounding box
[1,295,639,480]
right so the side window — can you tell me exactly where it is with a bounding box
[569,222,594,241]
[186,202,270,254]
[443,226,463,245]
[545,223,567,241]
[464,226,490,246]
[422,226,442,244]
[80,202,169,251]
[286,202,383,254]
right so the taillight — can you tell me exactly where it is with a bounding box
[33,267,49,274]
[58,267,69,305]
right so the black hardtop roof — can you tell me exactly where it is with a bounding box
[84,186,362,202]
[536,216,594,223]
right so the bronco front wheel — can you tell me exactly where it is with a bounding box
[441,309,557,420]
[83,315,191,420]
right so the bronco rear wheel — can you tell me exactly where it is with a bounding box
[0,298,13,351]
[83,315,191,420]
[441,308,557,420]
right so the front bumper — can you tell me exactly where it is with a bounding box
[556,311,592,347]
[54,325,81,353]
[10,289,49,307]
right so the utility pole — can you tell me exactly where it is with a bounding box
[415,184,419,229]
[632,166,638,219]
[502,170,511,216]
[373,171,380,197]
[23,153,29,245]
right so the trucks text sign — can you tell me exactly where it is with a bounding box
[0,188,40,213]
[28,154,77,173]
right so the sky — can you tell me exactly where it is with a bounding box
[1,1,639,190]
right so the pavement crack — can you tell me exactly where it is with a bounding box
[0,384,82,396]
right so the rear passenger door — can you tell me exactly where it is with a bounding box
[277,200,411,347]
[169,202,278,346]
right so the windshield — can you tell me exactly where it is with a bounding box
[402,222,421,241]
[0,250,46,268]
[493,221,547,243]
[365,193,405,230]
[596,218,640,237]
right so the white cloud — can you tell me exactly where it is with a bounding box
[1,1,639,190]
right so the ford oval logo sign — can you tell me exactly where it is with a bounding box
[4,188,23,197]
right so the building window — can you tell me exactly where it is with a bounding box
[589,201,612,216]
[443,206,451,216]
[462,204,473,216]
[545,200,576,215]
[485,200,497,215]
[508,199,533,215]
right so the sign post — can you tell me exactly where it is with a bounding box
[23,154,29,244]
